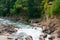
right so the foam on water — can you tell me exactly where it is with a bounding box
[15,28,43,40]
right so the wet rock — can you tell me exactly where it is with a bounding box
[49,37,53,40]
[44,34,47,38]
[39,35,45,40]
[26,35,33,40]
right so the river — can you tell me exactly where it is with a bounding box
[0,18,50,40]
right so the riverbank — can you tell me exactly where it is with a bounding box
[0,17,60,34]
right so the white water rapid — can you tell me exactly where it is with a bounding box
[0,18,50,40]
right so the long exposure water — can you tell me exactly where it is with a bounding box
[0,18,50,40]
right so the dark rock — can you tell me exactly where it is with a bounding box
[49,37,53,40]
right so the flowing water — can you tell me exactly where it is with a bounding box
[0,18,50,40]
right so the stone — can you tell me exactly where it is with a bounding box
[39,35,45,40]
[0,23,17,35]
[26,35,33,40]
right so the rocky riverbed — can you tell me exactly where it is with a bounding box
[0,18,49,40]
[0,23,45,40]
[0,18,60,40]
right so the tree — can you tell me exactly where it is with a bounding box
[0,0,16,17]
[27,0,43,19]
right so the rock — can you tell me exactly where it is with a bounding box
[50,30,60,40]
[49,37,53,40]
[57,30,60,38]
[44,33,47,38]
[31,23,38,27]
[0,23,17,35]
[39,35,45,40]
[26,35,33,40]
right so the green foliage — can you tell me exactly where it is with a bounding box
[51,0,60,17]
[47,5,52,17]
[27,0,43,19]
[0,0,43,18]
[0,0,59,19]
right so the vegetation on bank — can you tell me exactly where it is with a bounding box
[0,0,60,20]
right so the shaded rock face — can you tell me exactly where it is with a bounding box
[0,23,17,35]
[26,35,33,40]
